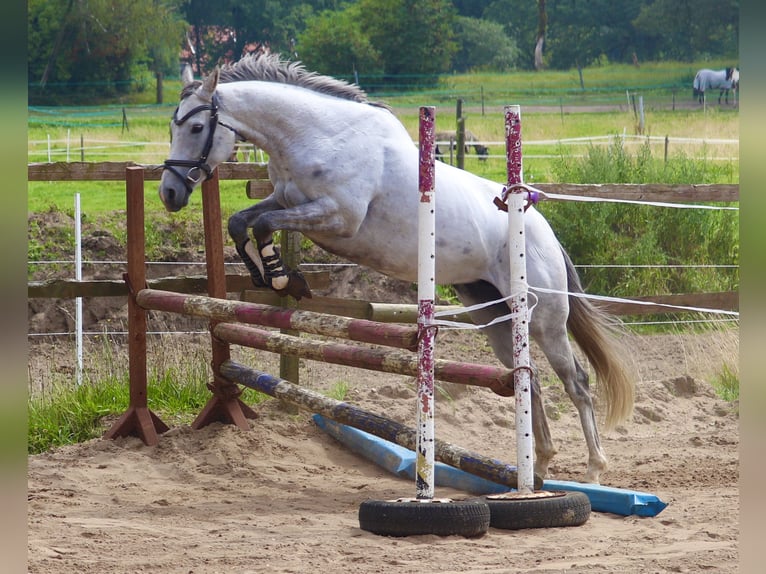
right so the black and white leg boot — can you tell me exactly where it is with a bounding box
[235,239,268,288]
[257,240,313,300]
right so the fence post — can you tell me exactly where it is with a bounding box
[103,166,169,445]
[279,229,302,413]
[192,168,258,430]
[455,98,465,170]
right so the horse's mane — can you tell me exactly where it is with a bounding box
[204,53,391,111]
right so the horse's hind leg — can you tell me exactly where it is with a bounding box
[531,318,608,483]
[452,281,557,482]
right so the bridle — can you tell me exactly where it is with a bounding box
[163,92,240,195]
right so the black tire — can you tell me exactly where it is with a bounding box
[482,491,591,530]
[358,498,490,537]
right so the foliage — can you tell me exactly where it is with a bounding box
[297,4,384,77]
[452,16,520,72]
[632,0,739,62]
[544,0,644,69]
[482,0,737,71]
[28,338,269,454]
[28,0,188,105]
[28,0,739,105]
[482,0,539,70]
[540,136,739,297]
[298,0,458,83]
[712,362,739,402]
[185,0,319,72]
[357,0,458,85]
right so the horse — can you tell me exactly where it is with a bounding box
[435,130,489,162]
[158,53,634,484]
[693,67,739,105]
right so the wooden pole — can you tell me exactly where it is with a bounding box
[279,229,302,391]
[219,360,542,490]
[212,322,516,392]
[135,289,420,350]
[104,166,169,445]
[455,98,465,170]
[191,169,257,430]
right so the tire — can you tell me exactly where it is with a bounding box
[358,498,490,537]
[482,490,591,530]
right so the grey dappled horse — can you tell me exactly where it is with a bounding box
[693,67,739,104]
[158,53,634,483]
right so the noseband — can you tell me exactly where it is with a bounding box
[163,92,237,195]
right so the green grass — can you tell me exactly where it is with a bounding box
[712,363,739,402]
[28,339,270,454]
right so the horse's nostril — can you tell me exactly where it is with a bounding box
[166,188,176,203]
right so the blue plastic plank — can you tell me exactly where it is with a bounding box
[313,414,667,517]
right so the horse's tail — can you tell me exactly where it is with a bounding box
[693,72,702,97]
[562,248,635,429]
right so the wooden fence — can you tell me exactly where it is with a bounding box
[27,161,739,316]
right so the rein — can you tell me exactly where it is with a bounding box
[163,92,240,194]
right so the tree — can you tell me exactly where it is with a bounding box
[452,16,519,72]
[358,0,458,84]
[632,0,739,62]
[451,0,494,18]
[298,5,383,78]
[482,0,538,70]
[28,0,187,104]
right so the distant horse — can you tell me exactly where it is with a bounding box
[693,67,739,104]
[435,129,489,161]
[159,53,634,484]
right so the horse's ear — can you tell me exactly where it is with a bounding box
[200,67,220,97]
[181,63,194,87]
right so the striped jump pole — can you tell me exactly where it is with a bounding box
[136,288,419,351]
[136,288,517,391]
[505,105,535,494]
[211,321,516,391]
[416,105,437,500]
[219,360,542,491]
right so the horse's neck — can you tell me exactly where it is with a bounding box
[218,82,336,154]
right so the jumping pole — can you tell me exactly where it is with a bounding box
[505,105,535,494]
[475,106,590,531]
[416,105,437,500]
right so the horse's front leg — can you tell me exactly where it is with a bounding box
[227,197,313,300]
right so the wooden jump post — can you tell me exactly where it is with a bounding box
[105,167,256,444]
[103,167,169,445]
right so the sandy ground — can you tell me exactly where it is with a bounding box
[27,326,739,574]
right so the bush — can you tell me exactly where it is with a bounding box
[540,136,739,297]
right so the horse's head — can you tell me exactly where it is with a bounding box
[159,68,238,212]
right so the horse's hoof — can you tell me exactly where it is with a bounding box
[272,270,313,300]
[249,273,268,289]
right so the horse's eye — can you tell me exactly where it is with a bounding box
[191,124,204,134]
